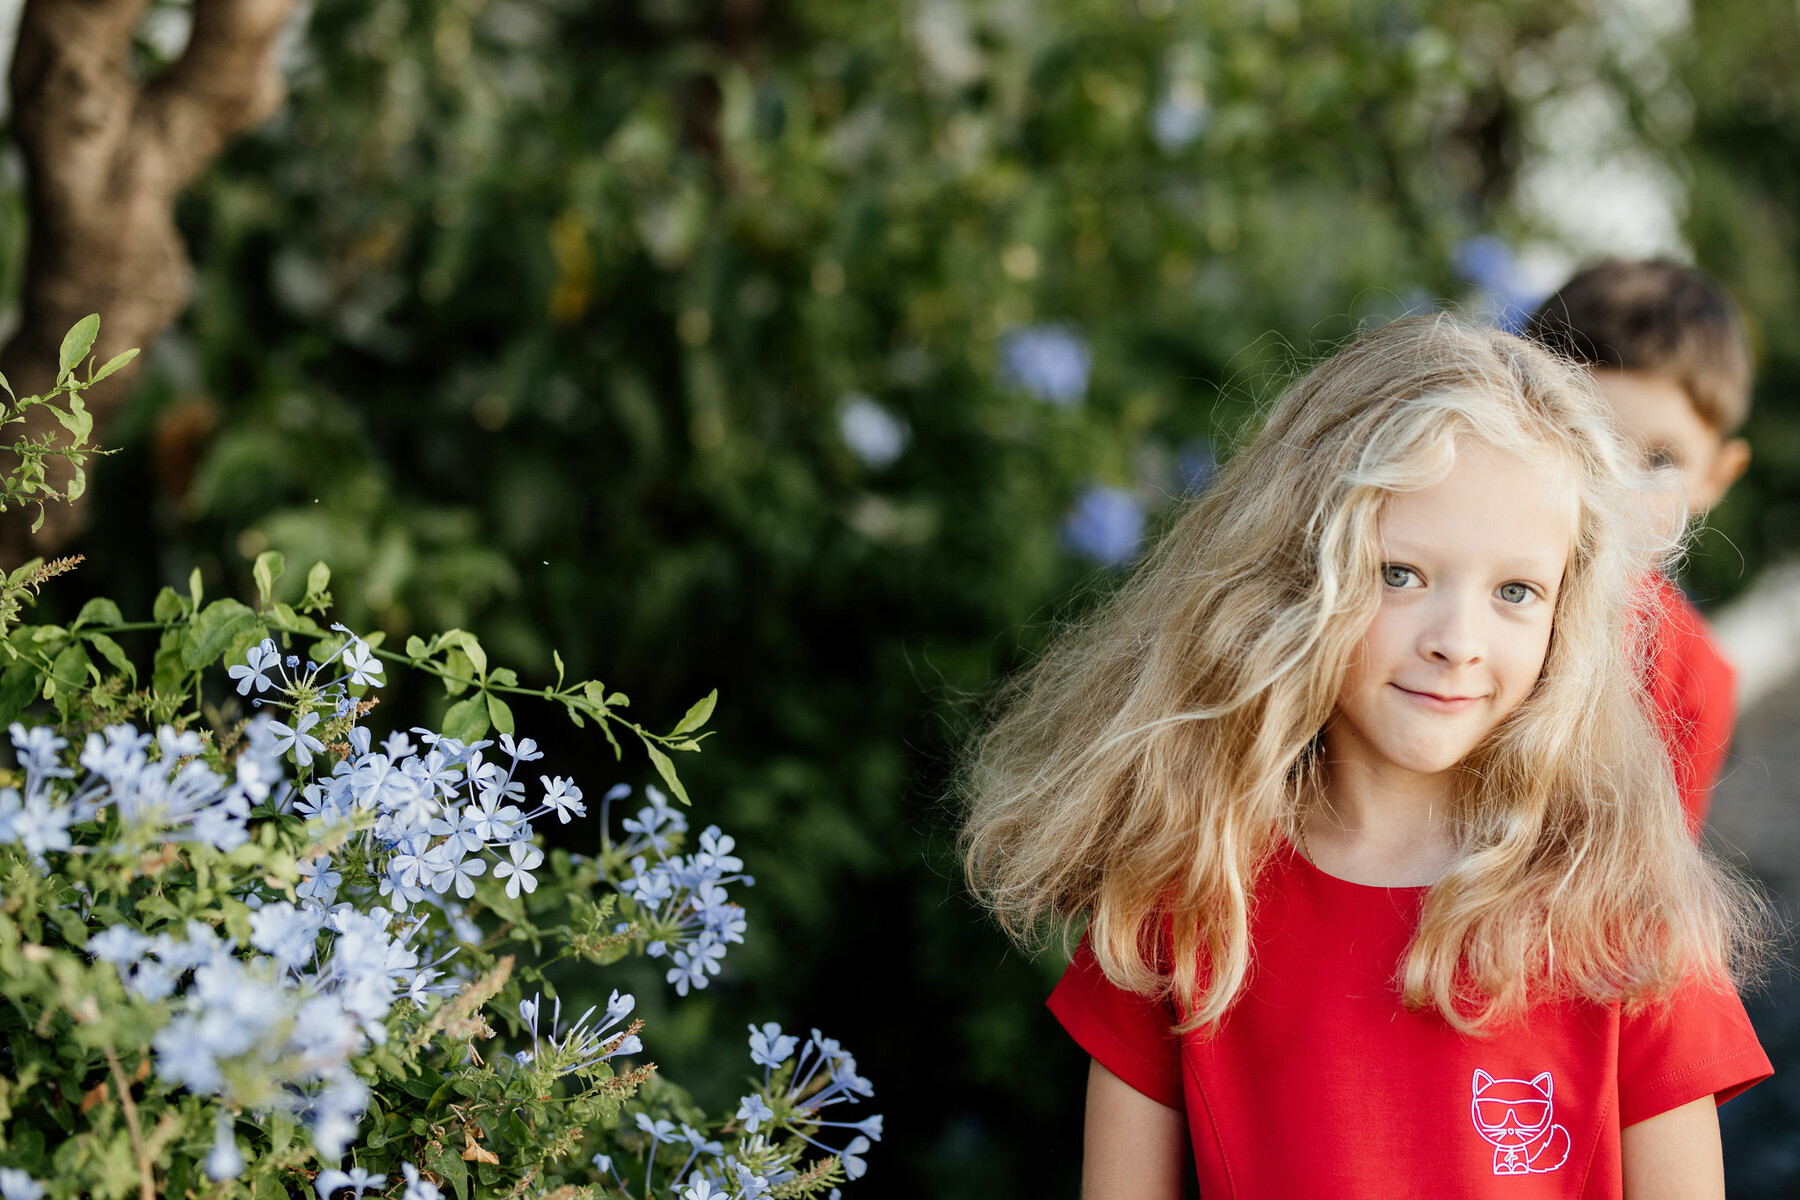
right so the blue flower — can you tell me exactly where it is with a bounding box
[838,393,910,468]
[0,1170,45,1200]
[316,1167,387,1200]
[424,842,485,899]
[228,638,282,696]
[736,1093,775,1134]
[400,1163,441,1200]
[681,1122,724,1155]
[296,854,342,905]
[748,1022,798,1068]
[10,723,72,780]
[464,790,521,842]
[1063,484,1145,567]
[340,639,384,688]
[634,1112,677,1142]
[88,924,149,965]
[840,1134,871,1180]
[249,901,326,969]
[999,324,1091,406]
[681,1182,730,1200]
[268,710,327,768]
[205,1110,245,1180]
[538,775,585,823]
[492,840,543,899]
[10,793,73,854]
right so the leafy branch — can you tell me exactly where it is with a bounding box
[0,313,130,534]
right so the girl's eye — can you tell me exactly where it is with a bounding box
[1498,582,1534,604]
[1381,564,1416,588]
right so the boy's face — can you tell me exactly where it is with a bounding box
[1588,369,1750,518]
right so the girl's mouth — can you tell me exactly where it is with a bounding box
[1391,684,1483,711]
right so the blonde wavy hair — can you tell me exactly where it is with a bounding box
[960,314,1765,1035]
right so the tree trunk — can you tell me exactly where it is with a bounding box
[0,0,298,556]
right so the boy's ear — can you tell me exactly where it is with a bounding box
[1698,437,1751,511]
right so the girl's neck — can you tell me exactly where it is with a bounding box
[1300,757,1460,888]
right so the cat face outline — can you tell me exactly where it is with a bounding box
[1470,1069,1555,1147]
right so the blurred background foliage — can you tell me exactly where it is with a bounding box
[3,0,1798,1194]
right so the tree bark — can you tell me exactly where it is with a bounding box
[0,0,299,555]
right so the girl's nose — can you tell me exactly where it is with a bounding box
[1418,592,1484,665]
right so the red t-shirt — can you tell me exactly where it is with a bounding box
[1049,846,1769,1198]
[1640,573,1736,835]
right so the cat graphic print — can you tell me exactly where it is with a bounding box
[1471,1070,1571,1175]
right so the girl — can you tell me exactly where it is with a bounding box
[961,316,1769,1199]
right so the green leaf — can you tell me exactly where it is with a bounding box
[670,688,717,736]
[441,696,489,742]
[306,560,331,597]
[448,630,487,679]
[52,394,93,447]
[486,666,518,688]
[441,647,474,697]
[87,346,138,385]
[151,586,187,623]
[552,649,566,689]
[48,643,90,717]
[71,597,122,630]
[152,627,187,696]
[0,369,12,400]
[252,549,285,608]
[644,742,690,805]
[486,693,515,736]
[188,567,203,611]
[56,314,99,385]
[63,461,86,500]
[405,635,429,659]
[85,632,136,685]
[0,663,40,725]
[181,599,258,669]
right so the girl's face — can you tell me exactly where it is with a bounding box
[1327,438,1573,782]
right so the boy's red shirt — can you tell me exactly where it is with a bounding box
[1050,846,1769,1198]
[1640,573,1737,834]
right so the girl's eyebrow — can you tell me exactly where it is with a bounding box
[1379,541,1564,573]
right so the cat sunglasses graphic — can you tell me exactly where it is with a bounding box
[1471,1070,1572,1175]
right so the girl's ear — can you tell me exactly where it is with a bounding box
[1473,1069,1494,1091]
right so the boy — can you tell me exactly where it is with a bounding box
[1526,259,1754,833]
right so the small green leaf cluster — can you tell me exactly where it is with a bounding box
[0,314,130,534]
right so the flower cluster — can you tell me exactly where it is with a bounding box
[0,717,278,861]
[0,621,874,1197]
[593,1022,880,1200]
[609,784,752,995]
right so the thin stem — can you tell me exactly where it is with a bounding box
[103,1045,156,1200]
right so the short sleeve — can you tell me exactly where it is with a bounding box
[1616,977,1771,1127]
[1047,936,1185,1110]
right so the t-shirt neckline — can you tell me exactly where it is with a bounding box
[1282,838,1434,895]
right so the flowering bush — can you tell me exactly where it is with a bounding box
[0,330,879,1198]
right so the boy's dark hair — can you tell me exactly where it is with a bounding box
[1525,258,1752,433]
